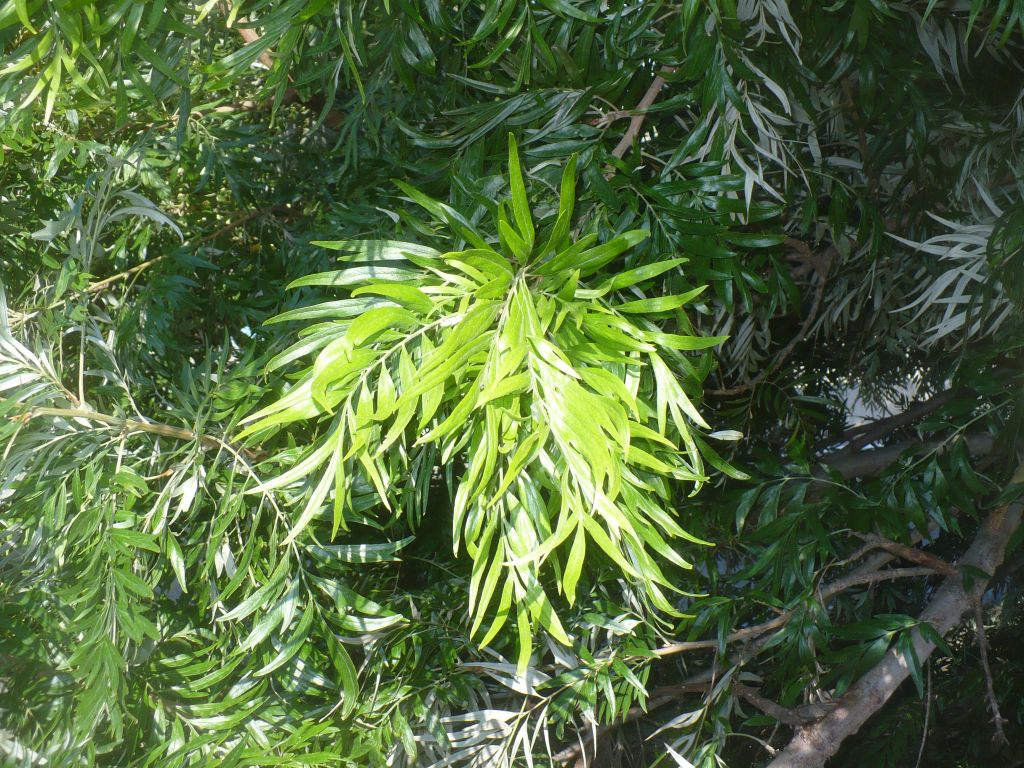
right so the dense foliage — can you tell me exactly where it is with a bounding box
[1,2,1022,767]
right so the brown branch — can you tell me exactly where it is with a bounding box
[650,433,991,676]
[708,241,835,397]
[816,566,937,602]
[554,428,1004,764]
[230,16,344,127]
[192,204,288,245]
[22,406,265,462]
[766,462,1024,768]
[607,67,676,169]
[654,567,936,658]
[234,22,276,71]
[843,522,948,587]
[830,388,963,455]
[564,488,985,764]
[83,255,166,296]
[733,683,830,728]
[654,615,788,657]
[818,432,994,481]
[852,533,958,579]
[557,553,941,765]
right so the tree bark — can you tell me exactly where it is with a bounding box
[765,463,1024,768]
[608,68,675,162]
[828,388,963,455]
[819,432,993,480]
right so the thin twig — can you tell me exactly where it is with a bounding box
[22,406,265,462]
[653,567,936,658]
[837,522,938,579]
[913,662,931,768]
[94,205,279,293]
[606,67,676,170]
[11,205,285,328]
[190,204,288,247]
[653,616,788,657]
[974,599,1009,747]
[84,255,166,295]
[709,241,835,397]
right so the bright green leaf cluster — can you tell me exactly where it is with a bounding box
[242,135,737,667]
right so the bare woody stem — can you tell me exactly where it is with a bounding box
[24,406,264,462]
[82,255,164,295]
[653,566,936,658]
[829,388,963,454]
[559,428,997,763]
[766,462,1024,768]
[973,599,1009,746]
[556,533,954,764]
[852,533,958,579]
[557,511,1010,767]
[609,67,676,162]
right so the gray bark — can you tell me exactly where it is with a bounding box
[766,464,1024,768]
[819,433,993,480]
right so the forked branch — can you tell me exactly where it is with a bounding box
[766,463,1024,768]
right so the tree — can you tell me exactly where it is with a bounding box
[1,2,1022,767]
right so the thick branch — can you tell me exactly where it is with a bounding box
[558,556,942,764]
[819,432,994,481]
[733,683,832,728]
[766,463,1024,768]
[568,501,973,763]
[830,388,963,454]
